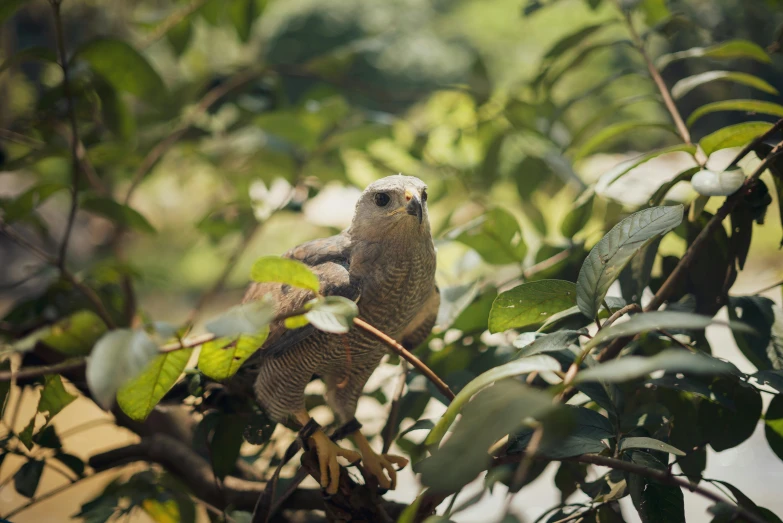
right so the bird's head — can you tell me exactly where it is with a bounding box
[349,175,431,241]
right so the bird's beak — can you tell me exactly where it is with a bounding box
[405,190,423,224]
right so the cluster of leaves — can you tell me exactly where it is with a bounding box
[2,0,783,522]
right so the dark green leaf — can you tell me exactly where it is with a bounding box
[54,452,85,477]
[753,369,783,393]
[577,348,740,383]
[418,380,555,492]
[658,39,771,69]
[33,424,61,449]
[198,332,269,380]
[619,236,661,305]
[229,0,257,42]
[489,280,577,333]
[399,419,436,438]
[728,296,783,371]
[618,436,684,456]
[672,71,778,100]
[14,459,45,498]
[699,122,774,157]
[209,414,245,479]
[166,17,192,56]
[765,393,783,462]
[561,189,595,238]
[0,46,56,76]
[687,100,783,127]
[117,347,192,422]
[75,38,166,105]
[18,416,36,450]
[38,374,77,420]
[509,406,614,458]
[629,454,685,523]
[1,183,67,223]
[699,380,762,451]
[250,256,321,293]
[543,23,610,62]
[577,206,683,319]
[0,0,29,24]
[583,310,752,352]
[81,197,156,233]
[452,208,527,265]
[516,330,582,357]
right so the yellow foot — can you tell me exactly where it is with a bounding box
[354,432,409,490]
[310,429,361,495]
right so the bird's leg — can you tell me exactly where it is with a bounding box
[294,410,360,495]
[352,430,409,490]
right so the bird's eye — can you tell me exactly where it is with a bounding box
[421,189,428,203]
[374,192,390,207]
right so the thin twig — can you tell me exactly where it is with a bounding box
[747,278,783,296]
[0,360,86,382]
[0,223,57,264]
[353,317,455,402]
[601,303,641,329]
[50,0,82,269]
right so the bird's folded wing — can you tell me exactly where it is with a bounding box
[242,233,360,357]
[401,285,440,350]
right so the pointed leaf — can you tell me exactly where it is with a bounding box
[1,182,66,222]
[699,121,774,156]
[629,457,685,523]
[619,436,685,456]
[117,348,193,421]
[14,459,45,498]
[516,330,582,357]
[75,38,166,105]
[672,71,778,100]
[658,39,770,69]
[572,122,678,160]
[425,354,560,446]
[577,206,683,319]
[198,330,269,380]
[728,296,783,371]
[699,380,762,451]
[687,100,783,127]
[81,197,156,233]
[602,144,698,188]
[765,394,783,462]
[577,348,740,383]
[489,280,577,333]
[38,375,76,420]
[509,405,614,458]
[54,452,85,477]
[452,207,527,265]
[561,188,595,238]
[40,310,107,356]
[250,256,321,293]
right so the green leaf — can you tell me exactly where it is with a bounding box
[54,452,85,477]
[0,46,56,77]
[728,296,783,371]
[515,330,582,357]
[86,329,160,409]
[649,166,701,206]
[452,208,527,265]
[0,0,29,24]
[572,122,678,161]
[33,425,61,449]
[706,480,783,523]
[576,206,683,319]
[583,310,753,352]
[418,380,555,493]
[250,256,321,293]
[14,459,45,498]
[542,23,611,63]
[1,182,67,223]
[166,17,192,56]
[765,394,783,463]
[619,436,685,456]
[75,38,166,105]
[758,142,783,246]
[305,296,358,334]
[18,416,36,450]
[629,455,685,523]
[198,331,269,380]
[116,348,192,422]
[489,280,577,333]
[229,0,258,42]
[602,144,698,188]
[425,354,560,446]
[687,100,783,127]
[576,348,740,383]
[699,121,774,156]
[398,419,436,438]
[40,310,108,356]
[509,406,614,458]
[752,369,783,393]
[699,380,761,451]
[658,39,771,69]
[560,189,595,238]
[205,299,275,338]
[672,71,778,100]
[209,414,245,479]
[81,197,156,233]
[38,375,76,420]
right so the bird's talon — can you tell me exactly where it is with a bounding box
[309,430,359,495]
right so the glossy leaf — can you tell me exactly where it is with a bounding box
[305,295,358,334]
[699,380,762,451]
[584,310,752,352]
[81,197,156,234]
[426,354,560,446]
[572,122,678,160]
[765,394,783,462]
[728,296,783,371]
[629,455,685,523]
[116,348,193,421]
[508,405,614,458]
[687,100,783,127]
[198,331,269,380]
[205,299,275,338]
[576,348,740,383]
[576,206,683,319]
[699,121,774,156]
[619,436,685,456]
[488,280,577,333]
[452,207,527,265]
[250,256,321,293]
[560,188,594,238]
[86,329,160,409]
[658,39,771,69]
[516,330,582,357]
[672,71,778,100]
[75,38,166,104]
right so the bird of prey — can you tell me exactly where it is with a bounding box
[242,175,439,494]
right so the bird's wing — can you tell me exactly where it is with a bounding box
[401,285,440,350]
[242,232,360,357]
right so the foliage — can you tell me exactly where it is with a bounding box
[1,0,783,522]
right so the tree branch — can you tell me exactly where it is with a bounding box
[0,359,85,382]
[353,317,455,402]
